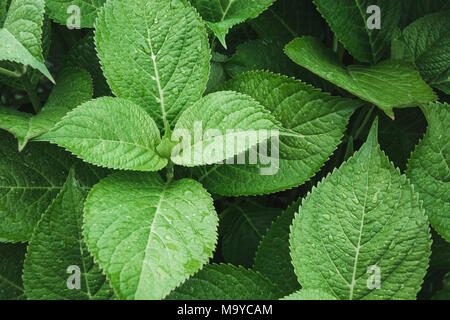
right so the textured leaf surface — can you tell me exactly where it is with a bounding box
[189,0,275,48]
[282,289,336,300]
[406,103,449,241]
[313,0,402,63]
[172,91,280,167]
[253,199,301,295]
[95,0,210,129]
[23,171,115,300]
[0,131,109,242]
[0,68,93,150]
[394,11,450,90]
[166,264,283,300]
[45,0,106,28]
[83,172,218,300]
[285,36,437,118]
[0,0,53,82]
[290,119,432,300]
[190,71,360,196]
[220,201,281,267]
[0,242,26,300]
[40,97,168,172]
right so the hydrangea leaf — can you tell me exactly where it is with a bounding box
[285,36,438,118]
[45,0,106,28]
[0,0,53,83]
[219,201,281,267]
[189,0,275,48]
[39,97,168,172]
[166,264,283,300]
[95,0,210,130]
[0,243,26,300]
[282,289,337,300]
[23,170,115,300]
[253,199,301,295]
[313,0,402,63]
[83,172,219,300]
[0,132,109,242]
[0,68,93,151]
[406,103,449,242]
[393,11,450,91]
[190,71,361,196]
[172,91,281,167]
[290,119,432,300]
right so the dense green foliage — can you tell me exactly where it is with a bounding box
[0,0,448,300]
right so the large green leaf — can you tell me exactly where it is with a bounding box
[0,242,26,300]
[285,36,437,118]
[393,11,450,92]
[189,71,361,196]
[0,67,93,151]
[290,119,432,300]
[0,0,53,82]
[23,170,115,300]
[172,91,281,167]
[219,201,281,268]
[40,97,168,172]
[282,289,336,300]
[45,0,106,28]
[313,0,402,63]
[166,264,283,300]
[0,131,109,242]
[95,0,210,130]
[406,103,449,242]
[83,172,219,300]
[253,199,301,295]
[189,0,275,48]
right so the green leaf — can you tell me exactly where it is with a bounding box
[95,0,210,130]
[189,0,275,48]
[0,131,110,242]
[220,201,281,268]
[406,102,449,242]
[83,172,219,300]
[0,0,53,82]
[0,67,93,150]
[45,0,106,28]
[0,242,26,300]
[22,170,115,300]
[313,0,402,63]
[166,263,283,300]
[285,36,438,118]
[290,119,432,300]
[172,91,281,167]
[282,289,337,300]
[40,97,168,172]
[393,11,450,90]
[253,199,301,295]
[189,71,360,196]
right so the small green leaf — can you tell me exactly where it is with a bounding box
[0,67,93,150]
[282,289,337,300]
[95,0,210,130]
[40,97,168,172]
[166,264,283,300]
[0,242,26,300]
[189,0,276,48]
[406,102,449,242]
[285,36,438,118]
[23,170,115,300]
[290,119,432,300]
[83,172,219,300]
[45,0,107,28]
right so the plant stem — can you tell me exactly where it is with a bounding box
[354,105,375,140]
[0,66,22,78]
[165,160,174,183]
[19,71,41,113]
